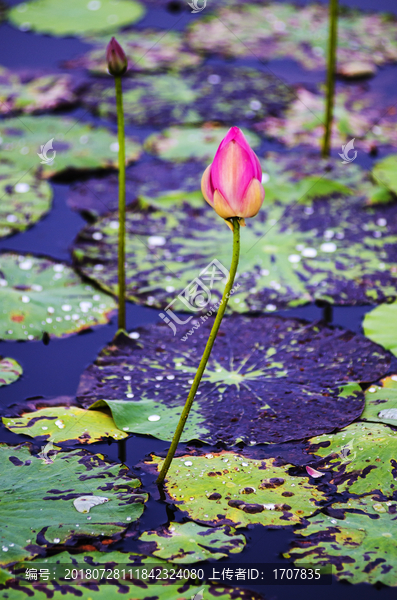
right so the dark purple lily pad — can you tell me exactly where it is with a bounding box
[77,315,392,445]
[67,160,204,218]
[72,153,397,310]
[82,66,294,128]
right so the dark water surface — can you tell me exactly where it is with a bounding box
[1,0,397,598]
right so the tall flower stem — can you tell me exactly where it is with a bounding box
[156,218,241,484]
[322,0,339,157]
[115,75,126,330]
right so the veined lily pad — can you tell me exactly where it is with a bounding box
[0,165,52,239]
[84,67,294,127]
[308,422,397,496]
[144,124,261,162]
[139,522,246,563]
[372,154,397,195]
[364,301,397,357]
[76,315,390,444]
[0,357,22,387]
[187,3,397,75]
[0,116,141,178]
[73,152,397,310]
[0,69,77,115]
[65,29,202,74]
[0,443,147,566]
[258,87,397,151]
[9,0,145,37]
[285,496,397,585]
[147,451,326,528]
[0,252,116,341]
[361,375,397,427]
[2,406,127,443]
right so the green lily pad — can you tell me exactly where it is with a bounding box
[73,152,397,310]
[77,315,390,444]
[0,443,147,566]
[65,29,202,74]
[139,522,246,563]
[285,496,397,585]
[364,301,397,357]
[372,154,397,194]
[84,66,294,127]
[308,422,397,496]
[144,124,261,162]
[258,86,397,151]
[9,0,145,37]
[147,451,326,528]
[2,405,127,444]
[0,115,141,178]
[187,3,397,75]
[361,375,397,427]
[0,252,116,341]
[0,165,52,239]
[0,357,22,387]
[0,69,77,115]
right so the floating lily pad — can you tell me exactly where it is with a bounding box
[258,86,397,151]
[0,165,52,239]
[73,152,397,310]
[308,422,397,496]
[67,160,205,217]
[285,496,397,585]
[364,301,397,357]
[139,522,246,563]
[361,376,397,427]
[77,315,390,444]
[84,66,293,127]
[0,357,22,387]
[0,443,147,566]
[2,405,127,443]
[0,252,116,341]
[147,451,326,528]
[65,29,201,75]
[9,0,145,37]
[0,116,141,178]
[144,124,261,162]
[0,69,77,115]
[372,154,397,194]
[187,3,397,75]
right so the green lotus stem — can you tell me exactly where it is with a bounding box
[115,75,126,330]
[156,218,241,484]
[322,0,339,157]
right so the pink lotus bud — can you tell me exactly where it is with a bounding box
[106,37,128,76]
[201,126,265,228]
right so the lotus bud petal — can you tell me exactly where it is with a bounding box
[201,126,265,228]
[306,466,324,478]
[106,37,128,77]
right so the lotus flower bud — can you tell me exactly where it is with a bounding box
[201,126,265,229]
[106,37,128,76]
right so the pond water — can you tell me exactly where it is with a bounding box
[1,0,397,598]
